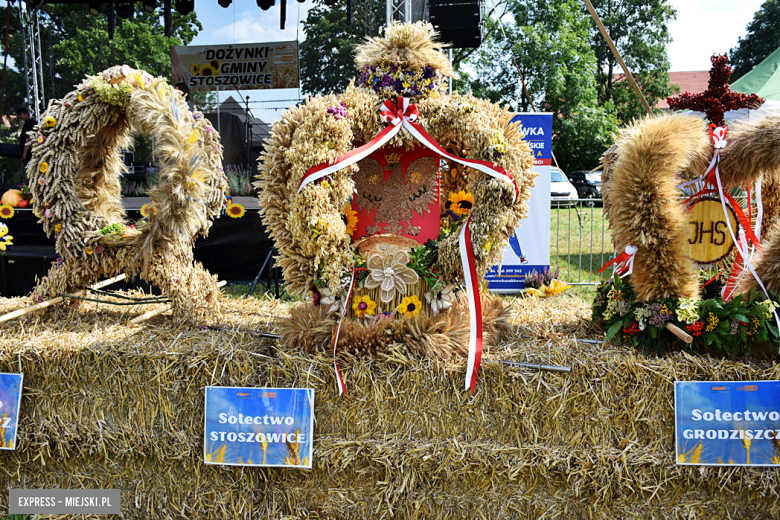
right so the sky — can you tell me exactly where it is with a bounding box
[667,0,765,72]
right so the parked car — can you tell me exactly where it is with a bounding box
[568,170,602,203]
[550,167,578,206]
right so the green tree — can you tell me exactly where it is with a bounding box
[3,3,201,110]
[458,0,618,173]
[586,0,676,124]
[729,0,780,82]
[300,0,386,95]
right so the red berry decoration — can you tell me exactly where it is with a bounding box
[622,322,641,336]
[666,54,764,127]
[685,321,704,337]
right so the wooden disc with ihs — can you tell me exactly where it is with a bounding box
[684,197,739,266]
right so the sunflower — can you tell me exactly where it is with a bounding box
[227,203,246,218]
[398,295,423,317]
[342,204,358,236]
[210,60,221,70]
[200,65,216,77]
[0,205,14,219]
[190,63,201,75]
[352,294,376,318]
[448,190,474,216]
[140,203,156,217]
[44,116,56,127]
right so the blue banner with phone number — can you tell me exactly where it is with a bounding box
[675,380,780,466]
[486,112,553,291]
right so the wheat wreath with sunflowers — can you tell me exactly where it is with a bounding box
[257,23,535,372]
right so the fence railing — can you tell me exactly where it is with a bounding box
[551,199,615,285]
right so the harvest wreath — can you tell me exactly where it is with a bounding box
[258,22,535,392]
[595,112,780,354]
[23,65,228,323]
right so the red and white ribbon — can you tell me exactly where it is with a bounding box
[304,97,518,393]
[332,272,356,396]
[705,127,780,328]
[459,216,483,393]
[300,97,518,201]
[597,245,638,278]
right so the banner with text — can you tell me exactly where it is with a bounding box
[676,380,780,466]
[171,41,299,92]
[486,112,553,292]
[0,372,23,450]
[204,386,314,468]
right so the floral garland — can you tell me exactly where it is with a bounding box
[358,64,447,100]
[593,275,780,356]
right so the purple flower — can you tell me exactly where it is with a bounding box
[730,319,741,335]
[312,291,320,306]
[55,257,63,266]
[648,303,672,328]
[199,325,208,330]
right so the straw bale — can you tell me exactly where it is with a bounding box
[1,294,780,519]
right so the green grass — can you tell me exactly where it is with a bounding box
[550,205,615,283]
[222,282,301,302]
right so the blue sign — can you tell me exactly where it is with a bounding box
[204,386,314,468]
[675,380,780,466]
[486,112,553,291]
[0,372,23,450]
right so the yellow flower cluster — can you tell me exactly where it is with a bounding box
[705,312,719,332]
[490,132,507,155]
[747,317,760,336]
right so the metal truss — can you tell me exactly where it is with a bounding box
[19,2,46,120]
[386,0,427,27]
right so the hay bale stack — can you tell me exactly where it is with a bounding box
[0,296,779,519]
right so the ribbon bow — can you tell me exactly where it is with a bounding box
[598,245,638,278]
[380,97,419,125]
[709,124,728,149]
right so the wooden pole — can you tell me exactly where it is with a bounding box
[582,0,653,116]
[128,280,227,326]
[0,273,127,324]
[665,322,693,343]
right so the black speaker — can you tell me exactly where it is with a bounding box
[435,26,482,49]
[429,3,479,25]
[429,1,483,48]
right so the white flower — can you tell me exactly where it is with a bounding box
[320,287,344,314]
[425,284,458,315]
[365,250,418,303]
